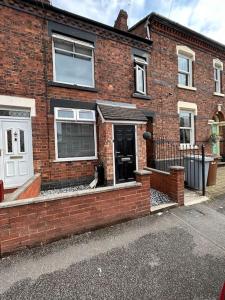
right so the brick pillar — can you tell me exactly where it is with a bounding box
[137,124,147,170]
[135,170,152,209]
[98,121,114,185]
[170,166,184,206]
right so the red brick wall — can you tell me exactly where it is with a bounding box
[0,1,151,185]
[17,174,41,200]
[131,21,225,148]
[146,166,184,206]
[0,172,151,256]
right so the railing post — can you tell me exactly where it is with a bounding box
[201,144,205,196]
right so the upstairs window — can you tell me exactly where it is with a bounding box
[179,110,195,146]
[134,56,147,95]
[55,108,97,161]
[213,59,223,95]
[53,34,95,87]
[177,46,195,88]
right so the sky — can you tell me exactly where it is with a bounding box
[52,0,225,44]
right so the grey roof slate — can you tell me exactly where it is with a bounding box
[98,104,147,122]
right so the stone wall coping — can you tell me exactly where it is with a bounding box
[144,167,170,176]
[170,166,185,171]
[0,181,142,209]
[6,173,41,202]
[134,170,152,175]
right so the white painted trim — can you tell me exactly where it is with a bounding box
[52,35,95,88]
[177,84,197,91]
[213,58,223,70]
[135,125,138,171]
[213,92,225,97]
[177,101,198,115]
[176,45,195,61]
[96,100,136,109]
[53,156,98,163]
[97,106,105,123]
[104,120,146,125]
[112,125,116,186]
[0,118,34,189]
[52,33,95,49]
[0,96,36,116]
[54,108,97,162]
[0,120,3,182]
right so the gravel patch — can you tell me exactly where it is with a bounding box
[151,188,171,206]
[41,185,90,196]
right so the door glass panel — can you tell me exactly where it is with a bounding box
[0,110,30,118]
[20,130,25,153]
[6,129,13,153]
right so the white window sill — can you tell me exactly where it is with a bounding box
[177,84,197,91]
[179,145,199,150]
[53,156,98,163]
[213,92,225,97]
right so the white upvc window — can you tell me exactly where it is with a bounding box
[54,108,97,161]
[178,55,192,87]
[134,56,147,95]
[52,33,95,87]
[177,45,195,89]
[213,59,223,95]
[179,110,195,146]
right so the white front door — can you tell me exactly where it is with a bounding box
[0,119,33,188]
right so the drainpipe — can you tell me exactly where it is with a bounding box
[0,180,4,202]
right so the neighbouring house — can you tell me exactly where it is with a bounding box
[0,0,225,193]
[129,13,225,164]
[0,0,153,191]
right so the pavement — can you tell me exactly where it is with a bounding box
[1,198,225,300]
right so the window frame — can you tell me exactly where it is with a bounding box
[134,56,147,95]
[179,110,195,147]
[214,67,222,94]
[178,54,193,88]
[52,34,95,88]
[54,107,97,162]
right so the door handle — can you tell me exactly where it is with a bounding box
[0,150,1,156]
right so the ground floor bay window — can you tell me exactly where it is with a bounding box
[54,108,97,161]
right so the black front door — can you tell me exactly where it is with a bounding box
[114,125,136,184]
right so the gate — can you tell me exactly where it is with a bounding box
[149,138,207,196]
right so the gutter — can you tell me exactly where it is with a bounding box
[14,0,153,46]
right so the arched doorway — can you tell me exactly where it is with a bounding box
[212,111,225,160]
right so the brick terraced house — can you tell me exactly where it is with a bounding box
[0,0,153,190]
[0,0,225,192]
[130,13,225,164]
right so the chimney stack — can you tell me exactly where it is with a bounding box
[40,0,51,5]
[114,9,128,31]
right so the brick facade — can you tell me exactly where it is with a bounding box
[0,0,151,188]
[1,0,225,190]
[130,15,225,150]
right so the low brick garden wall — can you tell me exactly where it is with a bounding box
[145,166,184,206]
[0,171,151,256]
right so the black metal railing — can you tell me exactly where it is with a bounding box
[149,138,207,196]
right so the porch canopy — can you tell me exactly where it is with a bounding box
[97,103,147,122]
